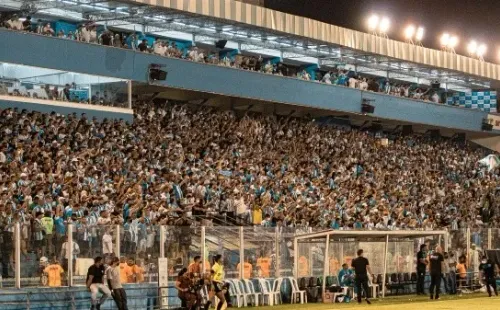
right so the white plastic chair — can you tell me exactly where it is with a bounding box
[258,278,274,306]
[242,279,261,306]
[226,279,245,308]
[271,278,283,305]
[288,277,307,304]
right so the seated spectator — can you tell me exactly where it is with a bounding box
[22,16,32,32]
[138,39,149,52]
[42,23,55,36]
[338,263,354,287]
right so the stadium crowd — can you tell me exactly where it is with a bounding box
[0,15,444,104]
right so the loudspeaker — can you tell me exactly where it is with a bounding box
[402,125,413,135]
[361,103,375,114]
[149,68,167,81]
[482,122,493,131]
[215,40,227,49]
[431,80,441,89]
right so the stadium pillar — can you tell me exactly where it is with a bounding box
[114,225,120,258]
[444,228,449,252]
[274,227,280,278]
[322,234,330,300]
[466,228,471,266]
[159,226,165,258]
[127,80,132,109]
[294,238,299,278]
[487,228,492,250]
[68,224,74,287]
[382,234,389,298]
[201,226,206,274]
[239,226,244,280]
[14,222,21,289]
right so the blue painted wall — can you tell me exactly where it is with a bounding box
[0,99,133,122]
[0,29,488,132]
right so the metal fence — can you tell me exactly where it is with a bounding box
[3,225,499,289]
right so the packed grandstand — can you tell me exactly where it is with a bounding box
[0,1,499,309]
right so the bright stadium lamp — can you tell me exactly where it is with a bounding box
[379,17,390,34]
[467,40,478,55]
[440,33,450,47]
[477,44,487,60]
[448,36,458,49]
[404,25,415,40]
[415,27,424,42]
[367,15,379,32]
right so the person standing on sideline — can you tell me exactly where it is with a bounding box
[107,257,128,310]
[351,249,372,304]
[428,246,445,300]
[479,256,498,297]
[416,244,428,295]
[86,256,112,310]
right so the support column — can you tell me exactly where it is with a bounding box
[381,235,389,298]
[466,228,471,266]
[159,226,166,258]
[127,80,132,109]
[201,226,206,274]
[68,224,74,287]
[275,227,280,278]
[293,238,299,278]
[322,235,330,300]
[444,229,449,253]
[15,222,21,289]
[114,225,120,258]
[239,226,244,280]
[488,228,492,250]
[88,84,92,105]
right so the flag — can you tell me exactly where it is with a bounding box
[478,154,500,171]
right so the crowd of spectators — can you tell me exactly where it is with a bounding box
[0,14,447,104]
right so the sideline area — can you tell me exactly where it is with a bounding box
[258,294,500,310]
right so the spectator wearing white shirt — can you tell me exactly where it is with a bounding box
[348,76,358,88]
[60,236,80,272]
[102,229,113,257]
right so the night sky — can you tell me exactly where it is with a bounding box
[265,0,500,63]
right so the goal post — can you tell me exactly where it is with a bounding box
[294,230,448,299]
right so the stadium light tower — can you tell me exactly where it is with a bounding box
[467,40,478,55]
[379,17,390,37]
[441,33,458,53]
[405,25,424,46]
[367,14,379,34]
[477,44,487,61]
[404,25,415,43]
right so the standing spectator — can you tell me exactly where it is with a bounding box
[33,211,45,259]
[351,249,372,304]
[41,211,54,257]
[22,16,32,32]
[138,39,149,52]
[42,23,55,36]
[416,244,428,295]
[86,256,112,310]
[446,252,457,294]
[107,257,128,310]
[348,76,358,88]
[428,246,445,300]
[63,84,71,101]
[102,228,113,258]
[60,235,80,273]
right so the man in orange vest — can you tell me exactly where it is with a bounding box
[237,258,253,279]
[257,254,271,278]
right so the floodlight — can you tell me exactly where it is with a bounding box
[467,40,478,54]
[415,27,424,41]
[404,25,415,39]
[440,33,450,47]
[367,15,379,31]
[379,17,390,33]
[477,44,487,57]
[448,36,458,48]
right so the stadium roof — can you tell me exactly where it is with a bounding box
[1,0,498,91]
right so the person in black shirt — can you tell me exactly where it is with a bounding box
[428,246,445,300]
[86,257,112,310]
[138,39,148,52]
[416,244,428,295]
[351,249,372,304]
[479,256,498,297]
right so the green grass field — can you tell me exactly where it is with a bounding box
[257,294,500,310]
